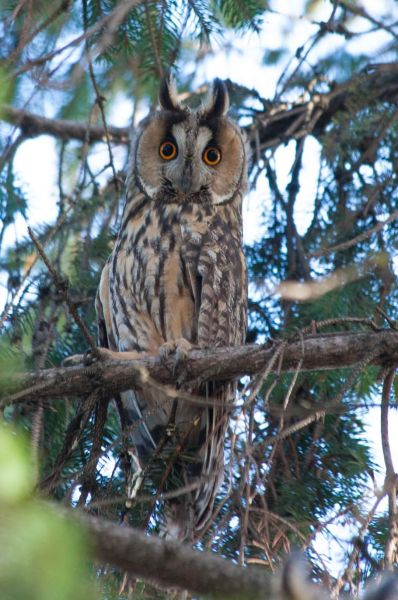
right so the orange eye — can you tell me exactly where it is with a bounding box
[203,146,221,166]
[159,141,177,160]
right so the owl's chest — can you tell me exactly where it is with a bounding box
[110,207,209,345]
[120,207,208,288]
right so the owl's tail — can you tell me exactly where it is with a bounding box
[160,381,233,542]
[119,382,233,542]
[161,500,194,541]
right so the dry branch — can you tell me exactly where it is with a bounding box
[5,330,398,406]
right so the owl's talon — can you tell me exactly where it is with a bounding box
[62,347,114,367]
[159,338,194,375]
[63,350,93,367]
[83,349,97,365]
[62,353,85,367]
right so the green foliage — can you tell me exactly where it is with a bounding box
[262,47,288,66]
[0,66,14,112]
[212,0,267,32]
[0,422,34,502]
[59,74,93,121]
[0,166,28,248]
[0,424,96,600]
[0,341,24,399]
[1,0,398,594]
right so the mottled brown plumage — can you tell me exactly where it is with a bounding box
[96,77,248,540]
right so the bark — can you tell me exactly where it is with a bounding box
[250,62,398,150]
[5,330,398,406]
[62,509,398,600]
[78,512,274,599]
[2,105,129,144]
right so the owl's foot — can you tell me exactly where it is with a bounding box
[159,338,194,362]
[63,347,142,367]
[62,349,99,367]
[89,347,143,361]
[159,338,195,378]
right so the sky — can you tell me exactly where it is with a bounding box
[1,0,398,573]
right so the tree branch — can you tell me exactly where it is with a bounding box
[79,512,274,599]
[2,63,398,149]
[5,330,398,406]
[251,62,398,150]
[65,508,398,600]
[2,105,129,144]
[381,368,398,570]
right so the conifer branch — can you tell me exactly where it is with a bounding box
[2,62,398,150]
[4,330,398,407]
[27,227,97,353]
[380,368,398,570]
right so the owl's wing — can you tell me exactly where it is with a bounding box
[95,292,110,351]
[181,214,247,532]
[95,260,116,351]
[190,217,247,348]
[95,262,158,456]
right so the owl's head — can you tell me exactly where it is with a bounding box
[130,76,247,206]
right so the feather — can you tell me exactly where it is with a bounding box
[95,78,247,541]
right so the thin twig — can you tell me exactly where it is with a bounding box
[40,392,100,493]
[0,209,75,330]
[309,209,398,258]
[333,493,387,595]
[13,0,145,77]
[7,0,72,65]
[83,0,121,195]
[337,0,398,41]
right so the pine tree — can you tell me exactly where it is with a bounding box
[1,1,398,597]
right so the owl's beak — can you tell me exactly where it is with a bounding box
[176,159,194,194]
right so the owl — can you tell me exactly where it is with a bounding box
[96,76,248,541]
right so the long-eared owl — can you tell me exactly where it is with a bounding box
[96,76,248,541]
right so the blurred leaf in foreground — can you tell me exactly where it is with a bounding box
[0,424,97,600]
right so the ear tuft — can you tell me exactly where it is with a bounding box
[202,78,229,118]
[159,73,181,111]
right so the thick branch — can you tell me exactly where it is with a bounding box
[67,509,398,600]
[250,62,398,150]
[79,512,274,599]
[6,330,398,405]
[2,105,129,144]
[3,63,398,149]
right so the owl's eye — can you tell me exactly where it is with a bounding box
[203,146,221,166]
[159,141,178,160]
